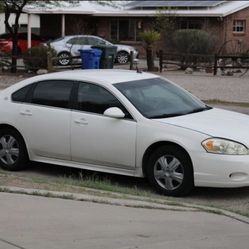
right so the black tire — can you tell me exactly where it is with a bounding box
[146,145,194,196]
[116,51,129,64]
[0,128,29,171]
[58,51,71,66]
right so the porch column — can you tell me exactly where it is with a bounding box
[27,13,32,49]
[61,14,65,37]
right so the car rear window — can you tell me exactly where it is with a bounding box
[12,84,33,103]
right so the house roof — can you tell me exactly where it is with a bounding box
[23,1,249,18]
[24,1,125,15]
[125,1,226,9]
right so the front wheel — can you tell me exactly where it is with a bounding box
[0,129,28,171]
[146,145,194,196]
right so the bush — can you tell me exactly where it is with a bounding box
[139,30,161,46]
[23,45,56,70]
[173,29,215,55]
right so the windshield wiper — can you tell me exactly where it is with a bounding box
[150,113,185,119]
[150,106,212,119]
[186,106,212,115]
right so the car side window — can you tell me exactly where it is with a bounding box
[31,80,73,109]
[67,37,88,45]
[77,82,132,119]
[12,84,33,103]
[88,37,106,46]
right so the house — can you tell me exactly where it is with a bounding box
[2,1,249,54]
[0,13,40,34]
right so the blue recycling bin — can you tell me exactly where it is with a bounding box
[79,48,102,69]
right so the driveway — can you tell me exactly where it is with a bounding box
[0,192,248,249]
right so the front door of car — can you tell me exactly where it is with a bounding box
[16,80,73,160]
[71,82,137,170]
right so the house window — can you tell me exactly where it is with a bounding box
[110,19,142,42]
[180,20,203,30]
[233,20,246,33]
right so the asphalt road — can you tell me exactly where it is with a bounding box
[0,192,248,249]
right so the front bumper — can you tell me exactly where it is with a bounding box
[192,151,249,188]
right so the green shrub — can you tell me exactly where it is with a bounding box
[139,30,161,46]
[23,45,56,70]
[173,29,215,55]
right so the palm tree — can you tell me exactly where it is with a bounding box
[140,30,160,71]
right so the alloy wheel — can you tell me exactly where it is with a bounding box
[0,135,20,166]
[153,155,184,191]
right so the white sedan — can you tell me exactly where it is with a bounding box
[49,35,138,65]
[0,70,248,196]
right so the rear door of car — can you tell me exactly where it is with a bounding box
[67,36,90,56]
[13,80,74,160]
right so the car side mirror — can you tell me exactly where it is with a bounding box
[104,107,125,119]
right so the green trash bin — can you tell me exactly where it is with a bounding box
[92,45,117,69]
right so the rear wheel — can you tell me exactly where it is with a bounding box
[116,51,129,64]
[146,145,194,196]
[0,129,28,171]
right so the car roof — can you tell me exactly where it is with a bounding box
[59,35,106,40]
[31,69,159,85]
[1,70,159,95]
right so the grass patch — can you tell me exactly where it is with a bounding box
[1,169,249,220]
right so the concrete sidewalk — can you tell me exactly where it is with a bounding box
[0,192,248,249]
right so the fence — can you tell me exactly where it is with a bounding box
[213,54,249,75]
[0,51,136,72]
[158,50,214,73]
[158,50,249,75]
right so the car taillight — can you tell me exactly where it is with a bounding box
[0,40,8,45]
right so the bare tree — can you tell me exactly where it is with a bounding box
[2,0,28,72]
[0,0,112,73]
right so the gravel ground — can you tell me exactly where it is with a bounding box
[0,75,28,89]
[115,60,249,103]
[162,71,249,103]
[1,64,249,104]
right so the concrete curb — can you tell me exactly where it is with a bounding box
[1,186,249,225]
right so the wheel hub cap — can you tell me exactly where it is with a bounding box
[154,155,184,191]
[0,135,19,166]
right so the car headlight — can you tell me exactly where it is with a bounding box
[202,138,249,155]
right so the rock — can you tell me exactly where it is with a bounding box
[2,66,9,71]
[36,69,48,75]
[226,71,234,76]
[185,67,193,74]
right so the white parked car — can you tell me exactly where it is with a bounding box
[49,35,139,65]
[0,70,249,196]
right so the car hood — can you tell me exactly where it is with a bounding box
[155,108,249,146]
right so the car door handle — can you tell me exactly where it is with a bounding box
[74,118,88,125]
[20,110,32,116]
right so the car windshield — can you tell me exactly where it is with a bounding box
[114,78,211,119]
